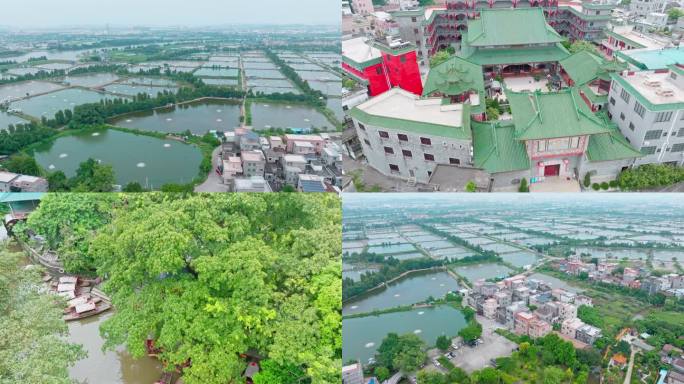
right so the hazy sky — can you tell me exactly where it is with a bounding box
[0,0,339,27]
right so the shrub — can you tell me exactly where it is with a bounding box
[519,178,529,192]
[600,182,609,190]
[592,183,600,191]
[583,173,591,188]
[609,180,618,188]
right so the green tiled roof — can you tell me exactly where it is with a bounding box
[586,128,643,162]
[423,55,484,97]
[610,72,684,111]
[348,103,472,140]
[508,87,611,140]
[466,8,563,47]
[459,43,570,66]
[559,51,628,85]
[472,120,531,173]
[579,83,608,104]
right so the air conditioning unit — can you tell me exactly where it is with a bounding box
[655,88,674,97]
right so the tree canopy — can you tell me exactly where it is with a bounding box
[0,245,86,383]
[22,193,342,383]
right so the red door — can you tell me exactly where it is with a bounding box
[544,164,560,176]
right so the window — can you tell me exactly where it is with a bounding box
[644,130,662,140]
[449,158,460,165]
[413,28,419,34]
[640,146,657,155]
[376,67,382,75]
[420,137,432,145]
[400,55,406,63]
[654,111,673,123]
[358,122,366,131]
[402,149,412,158]
[570,137,580,148]
[397,133,409,142]
[633,101,646,118]
[379,131,389,139]
[363,139,372,147]
[620,112,625,121]
[424,153,435,161]
[411,17,417,22]
[384,146,394,154]
[620,88,631,103]
[610,97,616,106]
[671,72,678,80]
[678,127,684,137]
[389,164,400,172]
[672,143,684,152]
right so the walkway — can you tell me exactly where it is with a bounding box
[529,177,581,192]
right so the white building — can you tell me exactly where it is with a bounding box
[630,0,667,18]
[350,88,473,184]
[608,67,684,166]
[351,0,374,15]
[241,150,266,177]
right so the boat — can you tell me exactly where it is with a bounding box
[63,300,111,321]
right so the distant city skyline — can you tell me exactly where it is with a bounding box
[0,0,339,28]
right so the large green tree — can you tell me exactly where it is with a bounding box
[83,194,341,384]
[0,246,86,383]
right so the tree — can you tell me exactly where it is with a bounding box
[3,152,40,176]
[70,158,115,192]
[474,367,500,384]
[376,333,426,372]
[375,366,391,382]
[84,194,342,384]
[543,366,565,384]
[465,180,477,192]
[458,322,482,342]
[430,50,451,68]
[486,107,500,121]
[436,335,451,351]
[583,173,591,188]
[417,370,447,384]
[122,182,145,192]
[0,245,86,383]
[46,171,69,192]
[20,193,120,274]
[252,360,306,384]
[668,8,684,20]
[568,40,598,54]
[518,178,529,192]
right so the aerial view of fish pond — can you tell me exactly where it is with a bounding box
[0,192,342,384]
[0,25,342,192]
[342,193,684,384]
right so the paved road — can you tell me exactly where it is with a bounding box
[624,348,636,384]
[194,146,229,192]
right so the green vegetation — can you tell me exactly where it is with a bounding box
[566,40,598,54]
[430,50,452,68]
[1,152,40,176]
[17,193,341,384]
[376,333,427,373]
[519,178,529,192]
[0,245,86,383]
[436,335,451,351]
[617,164,684,190]
[465,180,477,192]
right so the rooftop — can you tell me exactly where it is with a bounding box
[342,37,382,69]
[0,171,19,183]
[241,150,265,162]
[350,87,471,139]
[422,55,484,97]
[559,51,627,85]
[508,88,611,140]
[612,70,684,109]
[472,120,530,174]
[605,26,669,51]
[284,134,324,142]
[466,8,563,47]
[617,47,684,70]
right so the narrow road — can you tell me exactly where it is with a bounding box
[193,145,227,192]
[624,348,636,384]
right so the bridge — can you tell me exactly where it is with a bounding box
[383,371,404,384]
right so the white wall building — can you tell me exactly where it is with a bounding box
[608,67,684,166]
[349,88,473,184]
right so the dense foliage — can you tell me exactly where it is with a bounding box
[0,245,86,383]
[0,122,56,155]
[617,164,684,190]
